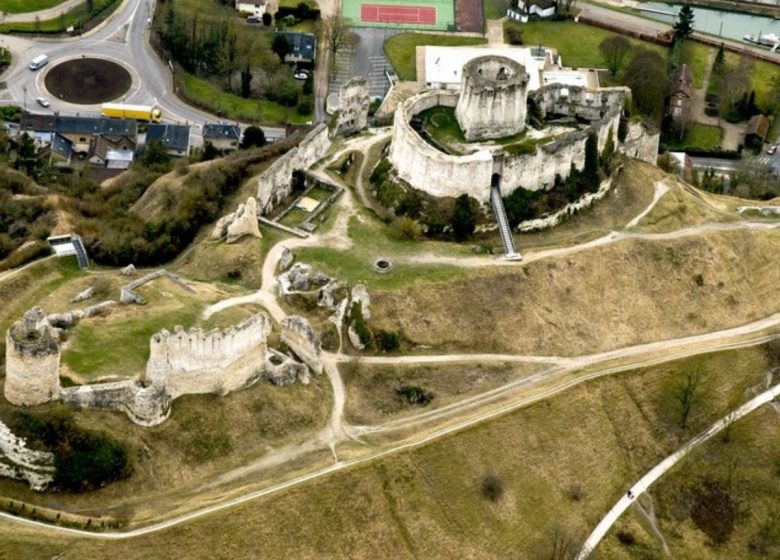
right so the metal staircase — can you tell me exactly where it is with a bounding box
[489,179,521,261]
[72,236,90,269]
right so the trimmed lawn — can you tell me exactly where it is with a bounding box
[0,0,118,32]
[384,33,487,81]
[504,20,665,70]
[681,41,709,89]
[180,73,312,125]
[0,0,66,13]
[666,123,722,150]
[484,0,510,19]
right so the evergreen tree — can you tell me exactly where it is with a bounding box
[272,34,291,63]
[143,140,171,168]
[240,126,266,149]
[451,194,477,241]
[584,132,600,185]
[240,66,252,98]
[713,42,725,75]
[673,4,695,42]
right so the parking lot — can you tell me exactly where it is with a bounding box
[328,28,399,103]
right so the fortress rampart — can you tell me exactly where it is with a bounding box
[146,314,272,399]
[389,84,657,203]
[256,123,332,215]
[5,310,275,427]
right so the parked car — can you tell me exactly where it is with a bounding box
[246,15,261,23]
[35,96,50,108]
[293,69,310,80]
[767,144,778,156]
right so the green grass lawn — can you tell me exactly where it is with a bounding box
[179,73,312,125]
[681,41,710,89]
[0,0,118,32]
[384,33,487,81]
[484,0,510,19]
[666,123,722,150]
[0,0,66,14]
[419,106,466,151]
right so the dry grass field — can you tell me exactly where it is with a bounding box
[0,343,774,558]
[370,228,780,356]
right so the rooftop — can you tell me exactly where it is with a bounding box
[203,123,241,141]
[147,123,191,151]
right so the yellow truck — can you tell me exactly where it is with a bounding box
[101,103,162,122]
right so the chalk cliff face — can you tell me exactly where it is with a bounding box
[0,419,55,491]
[4,307,61,407]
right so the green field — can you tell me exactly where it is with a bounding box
[384,33,487,80]
[343,0,455,31]
[179,73,312,126]
[0,0,118,32]
[666,123,723,151]
[0,0,66,14]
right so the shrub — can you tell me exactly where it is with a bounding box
[395,385,434,405]
[451,194,477,241]
[350,301,372,345]
[262,12,272,25]
[690,478,739,545]
[376,329,400,352]
[616,530,636,545]
[390,216,422,240]
[480,473,504,502]
[297,98,313,115]
[506,26,523,45]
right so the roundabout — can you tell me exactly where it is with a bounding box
[43,57,133,105]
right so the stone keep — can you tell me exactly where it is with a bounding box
[455,56,529,142]
[4,308,61,406]
[335,76,370,137]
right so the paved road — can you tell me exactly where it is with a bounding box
[575,380,780,559]
[0,0,286,144]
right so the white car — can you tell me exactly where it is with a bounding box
[293,70,310,80]
[35,96,50,108]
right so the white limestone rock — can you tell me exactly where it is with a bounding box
[70,286,94,303]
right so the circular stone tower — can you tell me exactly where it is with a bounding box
[455,55,529,142]
[4,307,61,406]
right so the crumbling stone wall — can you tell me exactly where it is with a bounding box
[256,123,332,215]
[280,315,323,375]
[146,314,272,399]
[335,77,370,137]
[4,308,61,406]
[619,120,660,165]
[61,381,172,427]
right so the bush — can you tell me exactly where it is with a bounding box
[616,530,636,545]
[480,473,504,502]
[506,26,523,45]
[350,301,372,346]
[395,385,434,405]
[376,329,400,352]
[390,216,422,240]
[690,479,739,545]
[0,105,22,123]
[297,97,313,115]
[723,110,742,123]
[262,12,272,25]
[451,194,477,241]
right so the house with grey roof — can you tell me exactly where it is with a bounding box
[203,123,241,153]
[146,123,191,157]
[276,32,316,63]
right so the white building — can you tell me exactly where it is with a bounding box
[236,0,266,16]
[423,45,599,91]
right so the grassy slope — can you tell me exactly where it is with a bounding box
[0,343,774,558]
[0,0,66,13]
[0,0,118,32]
[598,405,780,559]
[384,33,487,81]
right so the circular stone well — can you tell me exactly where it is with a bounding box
[373,258,393,274]
[44,58,132,105]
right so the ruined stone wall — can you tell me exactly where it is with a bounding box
[280,315,323,375]
[61,381,172,427]
[530,85,627,123]
[389,90,494,201]
[4,308,61,407]
[335,77,370,137]
[146,314,271,399]
[256,124,332,215]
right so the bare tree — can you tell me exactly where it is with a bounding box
[599,35,632,76]
[675,372,700,429]
[318,15,357,77]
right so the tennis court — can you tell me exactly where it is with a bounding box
[344,0,454,30]
[361,4,437,25]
